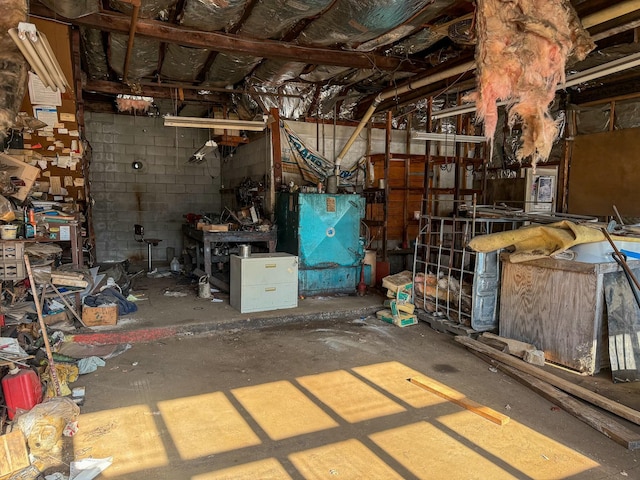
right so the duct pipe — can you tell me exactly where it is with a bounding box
[581,0,640,29]
[334,60,474,170]
[122,0,141,82]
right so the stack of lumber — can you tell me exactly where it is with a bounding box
[376,270,417,327]
[51,270,88,288]
[456,335,640,451]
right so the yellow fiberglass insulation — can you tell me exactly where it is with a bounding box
[468,0,594,167]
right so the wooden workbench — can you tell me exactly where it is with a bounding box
[499,253,640,375]
[181,224,277,277]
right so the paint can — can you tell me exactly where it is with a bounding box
[198,275,211,298]
[239,244,251,258]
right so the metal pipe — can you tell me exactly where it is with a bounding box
[123,0,141,82]
[581,0,640,29]
[335,61,475,168]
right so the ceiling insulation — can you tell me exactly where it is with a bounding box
[14,0,640,139]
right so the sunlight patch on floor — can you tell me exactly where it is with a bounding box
[157,391,261,460]
[232,380,339,440]
[353,361,448,408]
[192,458,293,480]
[72,405,168,477]
[289,438,404,480]
[296,370,406,423]
[438,410,600,479]
[370,421,516,479]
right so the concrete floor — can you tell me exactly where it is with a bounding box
[49,273,640,479]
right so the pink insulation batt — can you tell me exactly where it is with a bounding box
[469,0,594,166]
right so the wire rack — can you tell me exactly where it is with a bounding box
[412,215,523,331]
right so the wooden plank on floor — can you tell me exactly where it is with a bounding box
[455,336,640,426]
[473,351,640,451]
[408,375,510,426]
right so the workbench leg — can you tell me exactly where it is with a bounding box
[268,240,276,253]
[204,241,212,277]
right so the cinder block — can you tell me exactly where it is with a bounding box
[146,183,167,193]
[154,135,175,147]
[125,145,146,155]
[112,134,135,145]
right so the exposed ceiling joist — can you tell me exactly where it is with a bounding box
[29,4,424,73]
[84,79,225,103]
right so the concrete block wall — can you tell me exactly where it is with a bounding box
[221,134,273,212]
[85,112,221,263]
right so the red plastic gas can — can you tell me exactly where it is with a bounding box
[1,367,43,420]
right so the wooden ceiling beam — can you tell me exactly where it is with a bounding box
[29,4,423,73]
[84,79,227,103]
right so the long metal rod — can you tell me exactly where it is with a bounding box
[24,255,61,396]
[602,228,640,292]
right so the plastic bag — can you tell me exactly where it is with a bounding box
[15,397,80,456]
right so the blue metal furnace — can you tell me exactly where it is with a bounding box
[276,192,366,295]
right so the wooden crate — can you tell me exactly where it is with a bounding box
[82,305,118,326]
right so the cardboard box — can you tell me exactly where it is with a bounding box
[376,309,418,327]
[381,270,413,293]
[0,152,40,202]
[201,224,230,232]
[82,305,118,326]
[0,431,30,477]
[43,310,69,326]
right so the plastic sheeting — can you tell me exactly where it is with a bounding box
[109,34,160,79]
[204,0,333,88]
[181,0,248,32]
[252,60,307,87]
[160,44,210,82]
[573,104,611,134]
[39,0,99,18]
[80,27,109,80]
[298,0,436,48]
[205,53,262,88]
[240,0,334,39]
[110,0,177,19]
[390,27,444,56]
[354,0,455,52]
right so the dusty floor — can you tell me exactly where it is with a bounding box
[47,271,640,480]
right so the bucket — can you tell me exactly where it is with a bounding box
[0,225,17,240]
[238,244,251,258]
[198,275,211,298]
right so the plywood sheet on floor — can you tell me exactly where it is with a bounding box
[353,361,448,408]
[289,439,403,480]
[157,392,261,460]
[296,370,405,423]
[232,380,339,440]
[193,458,293,480]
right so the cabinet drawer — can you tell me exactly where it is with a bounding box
[233,255,298,286]
[234,283,298,313]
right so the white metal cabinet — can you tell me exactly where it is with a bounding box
[230,253,298,313]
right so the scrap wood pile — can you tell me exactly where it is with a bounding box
[376,271,417,327]
[457,335,640,451]
[413,271,473,326]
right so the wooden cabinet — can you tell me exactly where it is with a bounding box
[499,254,639,375]
[230,253,298,313]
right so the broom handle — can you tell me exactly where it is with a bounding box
[24,254,61,396]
